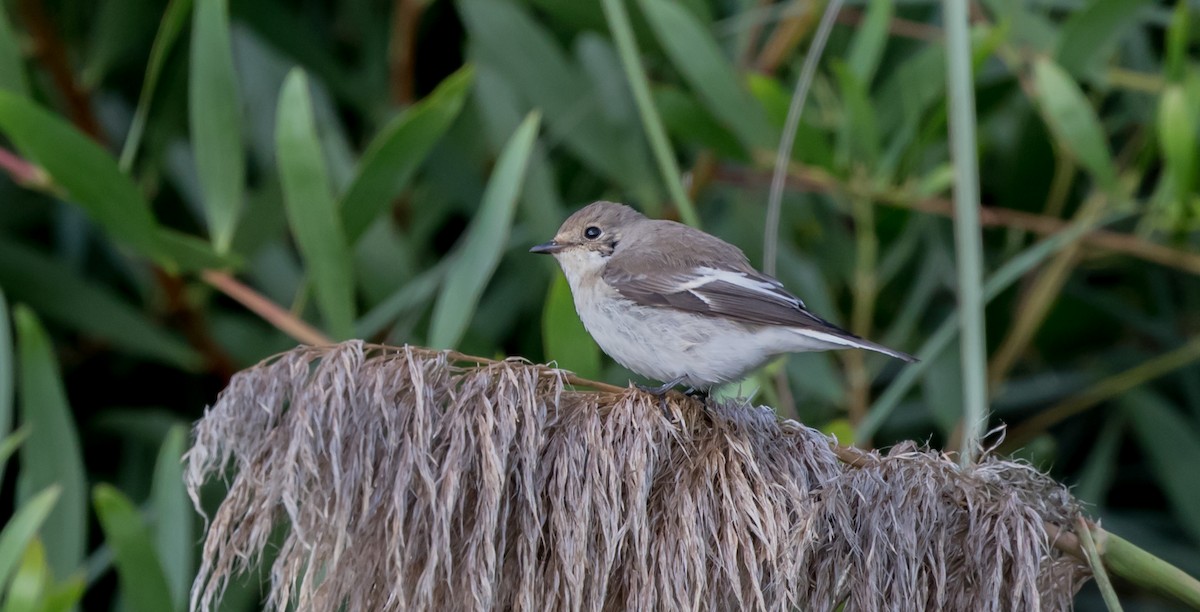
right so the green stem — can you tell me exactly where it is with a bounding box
[1078,517,1124,611]
[1102,529,1200,609]
[940,0,989,466]
[600,0,699,227]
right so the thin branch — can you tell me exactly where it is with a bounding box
[16,0,105,143]
[722,163,1200,277]
[388,0,423,105]
[200,270,333,347]
[1001,333,1200,451]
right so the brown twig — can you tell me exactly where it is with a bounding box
[388,0,423,105]
[753,0,818,74]
[154,268,238,380]
[719,162,1200,276]
[835,7,941,41]
[1001,333,1200,451]
[201,270,333,347]
[16,0,105,143]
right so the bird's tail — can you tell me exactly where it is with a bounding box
[793,328,919,363]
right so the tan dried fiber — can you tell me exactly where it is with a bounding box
[185,341,1089,611]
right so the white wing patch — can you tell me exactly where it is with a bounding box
[680,267,806,309]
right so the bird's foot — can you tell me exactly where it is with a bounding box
[635,377,686,419]
[683,387,709,401]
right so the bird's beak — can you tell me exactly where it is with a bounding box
[530,241,565,254]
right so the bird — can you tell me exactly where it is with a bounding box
[530,201,916,395]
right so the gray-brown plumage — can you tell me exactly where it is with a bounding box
[531,201,916,390]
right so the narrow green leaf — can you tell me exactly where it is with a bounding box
[0,2,28,97]
[150,425,191,609]
[0,428,28,488]
[93,484,176,612]
[0,486,60,590]
[845,0,893,84]
[3,538,48,611]
[1158,84,1196,201]
[542,275,601,380]
[0,242,202,370]
[429,112,540,349]
[340,66,474,244]
[458,0,657,197]
[1125,389,1200,544]
[1055,0,1149,77]
[654,85,746,160]
[832,62,881,166]
[38,576,86,612]
[14,307,86,581]
[1074,413,1126,505]
[1032,58,1118,191]
[190,0,245,254]
[120,0,195,171]
[276,68,356,340]
[0,290,11,447]
[157,228,241,273]
[355,262,448,339]
[637,0,773,150]
[1165,1,1190,82]
[0,93,166,263]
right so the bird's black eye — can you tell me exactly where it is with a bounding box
[584,226,602,240]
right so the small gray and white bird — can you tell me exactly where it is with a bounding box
[531,201,916,393]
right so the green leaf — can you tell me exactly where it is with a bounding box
[37,576,85,612]
[190,0,245,254]
[832,62,881,167]
[1125,388,1200,544]
[340,66,474,244]
[845,0,893,85]
[654,85,746,160]
[355,262,448,339]
[0,93,167,264]
[1158,84,1196,202]
[0,290,11,449]
[1165,1,1190,82]
[0,428,28,488]
[1055,0,1149,78]
[0,242,203,370]
[429,112,540,349]
[637,0,773,150]
[0,486,60,592]
[1032,58,1118,192]
[276,68,357,340]
[458,0,656,196]
[150,425,191,609]
[3,538,48,611]
[93,484,175,612]
[0,2,28,97]
[120,0,194,171]
[14,307,86,581]
[541,275,601,380]
[1074,413,1126,506]
[157,229,241,273]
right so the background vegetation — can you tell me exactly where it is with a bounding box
[0,0,1197,609]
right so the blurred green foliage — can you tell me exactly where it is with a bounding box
[0,0,1197,608]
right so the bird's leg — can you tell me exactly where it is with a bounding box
[636,377,686,417]
[637,377,685,396]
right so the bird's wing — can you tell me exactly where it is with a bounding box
[602,220,918,362]
[603,261,839,330]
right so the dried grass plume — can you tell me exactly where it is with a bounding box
[184,341,1090,611]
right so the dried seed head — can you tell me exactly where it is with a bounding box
[185,342,1089,611]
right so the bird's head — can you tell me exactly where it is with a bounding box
[530,201,644,279]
